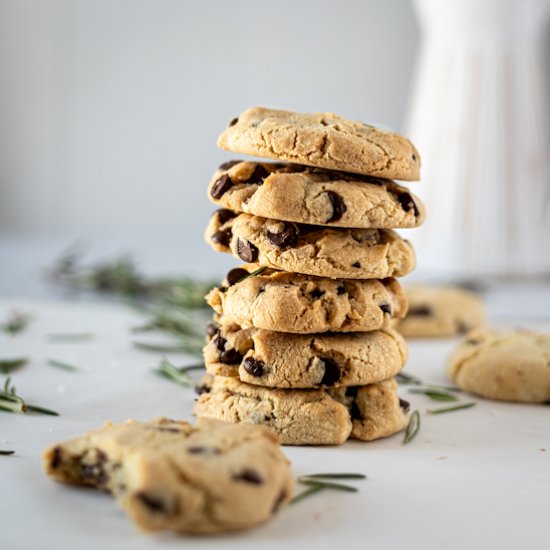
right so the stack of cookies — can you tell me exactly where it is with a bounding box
[195,107,425,445]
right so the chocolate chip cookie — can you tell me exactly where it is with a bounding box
[394,285,485,338]
[448,328,550,403]
[208,161,425,229]
[206,211,416,279]
[204,321,407,388]
[43,417,293,534]
[207,265,408,333]
[218,107,420,181]
[195,376,409,445]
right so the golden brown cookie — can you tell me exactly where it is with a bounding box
[218,107,420,180]
[208,161,425,228]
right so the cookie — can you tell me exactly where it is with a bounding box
[195,376,409,445]
[208,161,425,229]
[206,211,416,279]
[217,107,420,181]
[207,265,408,334]
[204,321,407,388]
[394,285,485,338]
[447,328,550,403]
[43,418,293,534]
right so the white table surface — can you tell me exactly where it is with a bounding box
[1,237,549,550]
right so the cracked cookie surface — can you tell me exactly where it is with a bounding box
[206,210,416,279]
[43,418,293,534]
[447,328,550,403]
[394,285,485,338]
[207,265,408,333]
[204,321,407,388]
[208,161,425,229]
[218,107,420,181]
[195,376,409,445]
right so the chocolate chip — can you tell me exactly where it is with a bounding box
[50,447,62,469]
[397,192,419,217]
[352,261,361,268]
[245,164,269,184]
[309,289,325,299]
[136,492,166,513]
[219,160,242,171]
[216,208,237,224]
[213,334,227,351]
[409,305,432,317]
[226,268,249,286]
[399,398,411,413]
[205,322,219,338]
[237,239,258,262]
[211,174,233,199]
[220,348,243,364]
[195,383,211,395]
[229,117,238,127]
[233,468,263,484]
[319,358,341,386]
[243,357,265,377]
[272,489,288,513]
[80,449,109,486]
[412,153,417,161]
[211,228,232,247]
[345,386,359,397]
[350,401,363,420]
[336,285,346,295]
[325,191,347,223]
[380,303,392,315]
[267,223,298,248]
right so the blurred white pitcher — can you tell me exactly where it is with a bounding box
[406,0,550,278]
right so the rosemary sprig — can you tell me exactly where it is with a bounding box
[47,358,80,372]
[427,402,476,414]
[0,311,32,336]
[290,472,366,504]
[403,410,421,444]
[153,358,205,387]
[50,249,216,308]
[0,450,15,456]
[0,378,59,416]
[408,387,459,402]
[48,332,93,342]
[0,358,28,374]
[396,372,422,385]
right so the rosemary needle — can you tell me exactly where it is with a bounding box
[408,387,459,402]
[299,473,367,480]
[0,358,28,374]
[396,372,422,385]
[299,480,358,492]
[403,410,421,444]
[47,358,80,372]
[0,450,15,456]
[290,483,325,505]
[0,377,60,416]
[48,332,93,342]
[234,266,267,285]
[427,402,477,414]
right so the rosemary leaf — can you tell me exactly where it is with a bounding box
[234,266,267,285]
[0,358,28,374]
[0,450,15,456]
[48,332,93,342]
[47,358,80,372]
[408,387,459,402]
[403,410,421,444]
[153,358,203,387]
[299,473,367,480]
[427,402,476,414]
[26,404,60,416]
[134,341,202,355]
[299,480,358,492]
[396,372,422,385]
[289,483,325,505]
